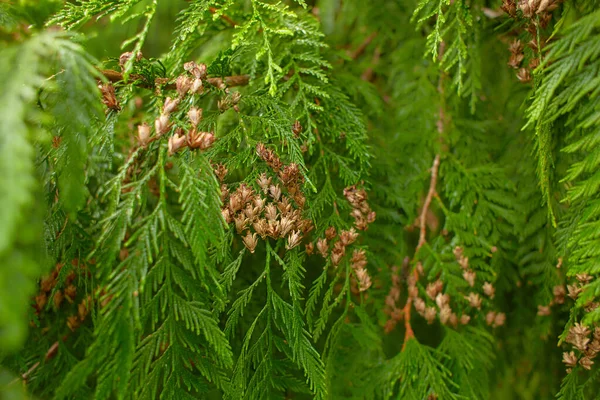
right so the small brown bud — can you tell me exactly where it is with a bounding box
[269,185,282,201]
[242,231,259,253]
[155,114,171,135]
[453,246,464,259]
[243,204,261,221]
[163,97,180,115]
[286,230,303,250]
[35,293,47,310]
[325,226,337,240]
[228,194,243,214]
[279,216,295,237]
[183,61,207,79]
[466,293,482,309]
[486,311,496,326]
[236,183,255,204]
[64,285,77,302]
[355,267,372,292]
[439,305,452,325]
[137,123,152,146]
[67,315,80,331]
[221,208,232,224]
[331,250,344,267]
[579,356,594,370]
[176,75,192,96]
[220,185,229,203]
[248,197,263,211]
[508,39,523,54]
[187,129,216,150]
[188,107,203,126]
[537,305,551,316]
[483,282,495,299]
[99,83,120,111]
[426,282,441,300]
[168,131,187,155]
[53,290,64,309]
[234,214,249,234]
[41,275,55,292]
[305,242,314,255]
[257,173,272,192]
[277,197,293,215]
[351,249,368,270]
[494,312,506,327]
[264,204,278,221]
[424,307,437,324]
[317,238,329,258]
[529,57,540,70]
[463,270,476,287]
[414,297,426,314]
[435,293,449,308]
[501,0,517,16]
[508,53,524,69]
[267,220,280,238]
[576,274,593,284]
[460,315,471,325]
[516,68,532,83]
[568,284,582,299]
[292,120,302,137]
[340,228,359,246]
[253,219,269,239]
[562,351,578,368]
[191,78,203,94]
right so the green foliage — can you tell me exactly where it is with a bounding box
[2,0,600,399]
[0,30,101,353]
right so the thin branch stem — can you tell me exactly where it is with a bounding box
[350,32,377,60]
[417,154,441,251]
[209,7,238,26]
[99,69,250,89]
[19,340,60,383]
[401,41,446,351]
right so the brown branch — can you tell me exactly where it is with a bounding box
[209,7,238,26]
[55,216,69,240]
[417,154,441,251]
[349,32,377,60]
[99,69,250,89]
[401,154,440,349]
[20,340,61,382]
[361,46,381,82]
[401,41,446,351]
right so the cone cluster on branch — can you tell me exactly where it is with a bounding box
[383,246,505,334]
[559,273,600,373]
[343,185,376,231]
[124,59,222,154]
[220,143,312,254]
[563,324,600,373]
[31,260,98,333]
[500,0,562,83]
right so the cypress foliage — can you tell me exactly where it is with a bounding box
[1,0,600,398]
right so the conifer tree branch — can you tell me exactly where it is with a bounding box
[417,155,441,252]
[209,6,238,26]
[99,69,250,88]
[402,40,445,351]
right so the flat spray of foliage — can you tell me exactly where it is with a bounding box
[1,0,600,399]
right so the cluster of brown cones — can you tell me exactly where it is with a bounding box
[383,246,505,333]
[501,0,562,83]
[220,143,312,254]
[31,260,97,332]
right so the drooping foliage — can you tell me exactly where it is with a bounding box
[1,0,600,399]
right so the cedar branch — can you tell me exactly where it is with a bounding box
[100,69,250,89]
[401,41,445,350]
